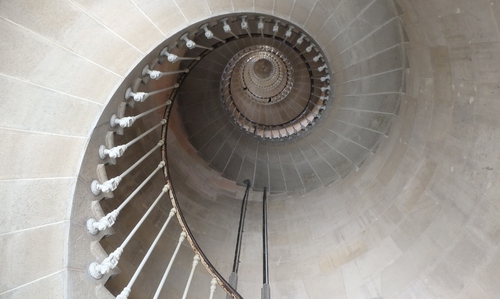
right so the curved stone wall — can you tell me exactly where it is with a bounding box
[1,0,500,299]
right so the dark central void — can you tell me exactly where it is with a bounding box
[253,58,274,79]
[173,14,402,193]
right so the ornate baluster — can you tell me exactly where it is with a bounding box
[302,43,316,55]
[312,85,331,93]
[272,20,280,38]
[115,206,178,299]
[312,74,330,82]
[110,100,171,129]
[208,278,217,299]
[88,187,173,279]
[125,84,179,102]
[312,53,323,63]
[200,23,226,43]
[100,119,166,159]
[160,47,201,63]
[86,162,165,235]
[294,33,306,47]
[257,16,265,37]
[142,64,189,80]
[152,232,187,299]
[284,25,294,42]
[239,15,251,36]
[220,18,239,39]
[318,63,328,72]
[90,140,163,195]
[180,33,213,50]
[181,254,201,299]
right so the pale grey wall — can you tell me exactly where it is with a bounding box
[1,0,500,299]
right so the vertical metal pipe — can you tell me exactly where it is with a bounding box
[227,180,251,298]
[261,187,270,299]
[262,187,269,284]
[232,179,251,274]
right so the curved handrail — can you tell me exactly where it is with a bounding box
[160,99,243,299]
[158,14,332,298]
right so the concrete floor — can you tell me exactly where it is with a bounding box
[1,0,500,299]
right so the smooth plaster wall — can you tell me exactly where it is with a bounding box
[1,0,500,299]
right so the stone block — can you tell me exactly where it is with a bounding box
[0,222,68,293]
[380,235,442,298]
[132,0,188,36]
[0,0,143,76]
[0,179,73,234]
[70,0,165,53]
[0,270,66,299]
[0,18,121,102]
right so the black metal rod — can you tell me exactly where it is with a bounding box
[262,187,269,284]
[232,179,251,274]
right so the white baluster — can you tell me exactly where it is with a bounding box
[110,115,135,128]
[110,100,171,129]
[221,18,238,39]
[208,278,217,299]
[100,119,166,159]
[152,232,187,299]
[181,33,213,50]
[200,23,225,43]
[88,186,173,279]
[285,25,294,40]
[86,210,119,235]
[304,43,315,54]
[295,33,306,46]
[313,53,323,62]
[240,15,250,36]
[312,85,331,93]
[142,64,189,80]
[88,248,123,279]
[91,140,164,195]
[115,207,177,299]
[160,47,200,63]
[182,254,201,299]
[318,63,328,72]
[272,20,280,37]
[86,161,165,235]
[257,16,265,37]
[125,84,179,102]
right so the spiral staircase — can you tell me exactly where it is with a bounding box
[2,1,500,299]
[77,11,406,298]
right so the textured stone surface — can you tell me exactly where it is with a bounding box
[1,0,500,299]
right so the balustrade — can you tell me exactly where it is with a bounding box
[239,16,251,36]
[91,140,163,195]
[181,33,214,50]
[100,119,166,159]
[272,20,280,38]
[200,23,225,43]
[160,47,200,63]
[86,13,333,299]
[220,18,239,39]
[115,206,177,299]
[86,162,165,235]
[89,187,172,279]
[284,25,294,41]
[142,65,189,80]
[125,84,179,102]
[153,232,186,299]
[110,101,171,129]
